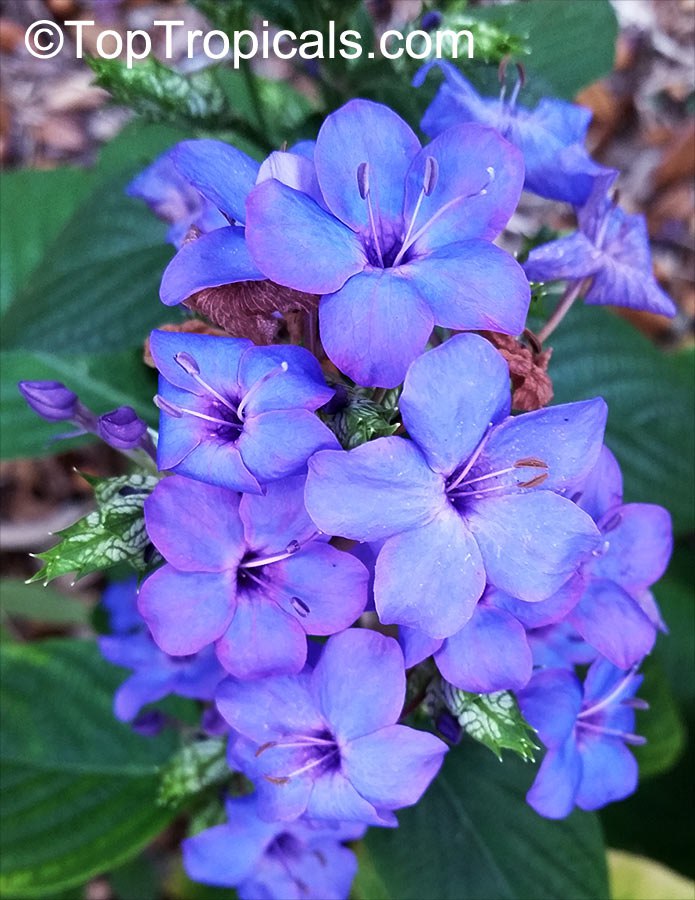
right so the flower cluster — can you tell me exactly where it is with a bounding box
[22,81,675,900]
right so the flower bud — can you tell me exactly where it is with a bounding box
[18,380,79,422]
[97,406,148,450]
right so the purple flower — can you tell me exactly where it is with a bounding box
[183,794,365,899]
[518,659,646,818]
[305,333,605,639]
[415,60,613,205]
[98,579,225,722]
[524,173,676,317]
[126,147,227,248]
[97,406,154,454]
[527,621,598,670]
[555,446,672,669]
[246,99,530,387]
[150,330,338,493]
[138,474,368,680]
[216,629,447,825]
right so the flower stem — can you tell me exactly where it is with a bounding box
[537,277,592,345]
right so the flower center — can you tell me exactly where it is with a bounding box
[257,729,341,784]
[236,534,319,618]
[575,666,647,746]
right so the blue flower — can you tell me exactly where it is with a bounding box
[150,330,338,493]
[246,98,530,387]
[126,147,227,248]
[138,475,368,680]
[305,333,605,639]
[183,794,365,899]
[524,173,677,317]
[518,659,646,818]
[216,629,447,825]
[415,60,613,204]
[98,579,225,722]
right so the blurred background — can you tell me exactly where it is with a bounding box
[0,1,693,898]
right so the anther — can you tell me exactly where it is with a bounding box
[154,395,183,418]
[357,161,370,200]
[622,698,649,711]
[291,597,310,617]
[174,351,200,376]
[172,353,239,414]
[601,512,622,533]
[514,457,548,469]
[255,741,277,757]
[518,473,549,488]
[423,156,439,196]
[265,775,290,785]
[286,540,301,554]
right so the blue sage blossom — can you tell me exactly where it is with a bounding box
[98,579,225,723]
[518,659,646,818]
[150,330,338,493]
[216,629,447,825]
[306,334,606,639]
[524,172,677,317]
[183,794,365,899]
[246,98,530,387]
[415,60,613,204]
[139,474,368,680]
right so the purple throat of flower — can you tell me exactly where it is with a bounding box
[255,730,342,785]
[154,351,289,440]
[356,156,494,268]
[267,832,324,892]
[444,427,550,509]
[576,666,648,746]
[237,534,319,619]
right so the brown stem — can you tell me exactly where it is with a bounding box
[371,387,387,405]
[537,277,592,345]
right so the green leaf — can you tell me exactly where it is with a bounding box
[0,348,157,460]
[0,639,179,898]
[158,738,230,808]
[0,175,177,355]
[354,742,608,900]
[547,307,694,535]
[328,389,400,449]
[608,849,695,900]
[632,656,685,779]
[0,580,90,627]
[29,473,159,584]
[438,681,539,762]
[469,0,618,100]
[87,57,228,128]
[0,169,95,316]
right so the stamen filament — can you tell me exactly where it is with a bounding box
[578,667,640,720]
[154,395,237,429]
[577,721,646,745]
[447,427,494,492]
[268,747,340,782]
[237,362,289,419]
[174,352,239,414]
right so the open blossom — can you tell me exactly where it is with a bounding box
[150,329,338,493]
[524,172,676,317]
[519,659,646,818]
[98,579,225,723]
[183,794,365,900]
[246,98,530,387]
[306,333,605,639]
[216,629,447,826]
[415,60,613,205]
[139,475,368,679]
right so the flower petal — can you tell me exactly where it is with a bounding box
[311,630,405,740]
[307,771,393,826]
[138,567,235,655]
[160,227,263,307]
[435,603,532,692]
[474,399,608,495]
[240,475,318,555]
[523,231,602,283]
[144,475,244,572]
[375,507,485,638]
[399,626,442,668]
[568,578,656,669]
[272,543,368,635]
[517,668,582,748]
[404,124,524,245]
[575,734,638,810]
[215,592,307,679]
[237,344,334,415]
[489,578,583,629]
[344,724,447,809]
[577,445,623,520]
[305,437,445,542]
[149,329,250,393]
[315,98,420,231]
[526,738,582,819]
[319,268,435,388]
[404,241,530,334]
[158,424,262,494]
[246,180,365,293]
[238,410,339,482]
[593,503,672,593]
[172,139,260,223]
[400,332,510,476]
